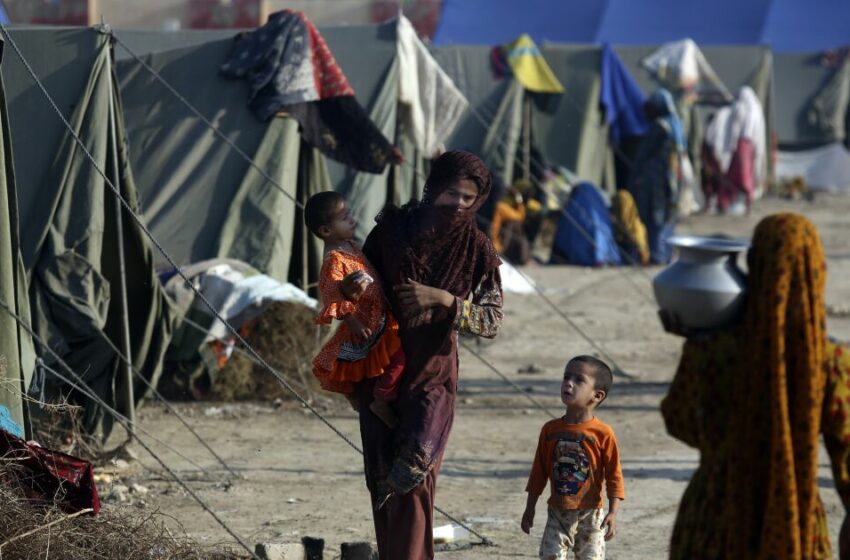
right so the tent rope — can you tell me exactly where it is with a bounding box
[0,23,492,547]
[110,32,305,207]
[0,298,261,558]
[94,323,240,479]
[459,340,558,419]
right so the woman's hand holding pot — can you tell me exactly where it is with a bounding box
[658,309,695,338]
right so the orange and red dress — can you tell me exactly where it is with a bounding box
[312,244,402,395]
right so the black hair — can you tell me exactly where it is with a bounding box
[304,191,345,237]
[566,355,613,396]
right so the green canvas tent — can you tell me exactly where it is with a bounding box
[432,44,549,188]
[772,52,846,148]
[2,27,173,437]
[0,34,35,439]
[113,20,467,397]
[433,43,774,191]
[115,18,458,285]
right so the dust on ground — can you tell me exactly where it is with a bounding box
[105,194,850,559]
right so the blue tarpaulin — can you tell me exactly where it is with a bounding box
[760,0,850,53]
[433,0,608,45]
[595,0,773,47]
[433,0,850,53]
[599,43,648,144]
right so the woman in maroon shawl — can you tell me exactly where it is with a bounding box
[347,150,503,559]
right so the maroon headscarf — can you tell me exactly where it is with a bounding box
[375,150,501,298]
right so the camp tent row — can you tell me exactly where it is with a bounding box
[0,18,842,437]
[1,27,172,438]
[0,19,466,438]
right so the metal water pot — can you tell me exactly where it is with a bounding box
[652,236,749,330]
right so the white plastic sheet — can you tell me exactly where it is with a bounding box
[777,143,850,193]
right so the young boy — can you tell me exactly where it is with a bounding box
[521,355,624,560]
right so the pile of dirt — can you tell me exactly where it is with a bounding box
[210,301,325,402]
[0,458,239,559]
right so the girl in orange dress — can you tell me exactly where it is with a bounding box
[306,192,404,427]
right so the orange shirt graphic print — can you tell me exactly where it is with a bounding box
[553,434,592,497]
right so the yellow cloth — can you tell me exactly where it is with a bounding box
[503,34,564,94]
[661,213,834,559]
[823,341,850,507]
[610,191,649,265]
[490,199,526,254]
[730,213,828,560]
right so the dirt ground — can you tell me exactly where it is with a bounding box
[106,193,850,559]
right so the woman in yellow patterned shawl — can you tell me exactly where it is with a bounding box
[661,213,850,559]
[610,190,650,265]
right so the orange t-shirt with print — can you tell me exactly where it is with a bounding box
[525,416,625,510]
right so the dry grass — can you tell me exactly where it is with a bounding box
[29,400,104,463]
[210,302,324,402]
[0,458,243,560]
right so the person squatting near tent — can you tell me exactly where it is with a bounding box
[660,213,850,559]
[522,355,625,560]
[336,150,503,559]
[489,181,530,265]
[305,191,406,429]
[610,190,650,266]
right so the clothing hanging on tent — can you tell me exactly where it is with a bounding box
[491,34,564,94]
[600,43,648,145]
[642,39,731,104]
[396,15,468,157]
[221,9,395,173]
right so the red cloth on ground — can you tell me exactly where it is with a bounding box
[0,429,100,514]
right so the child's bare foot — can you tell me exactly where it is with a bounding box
[369,398,398,428]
